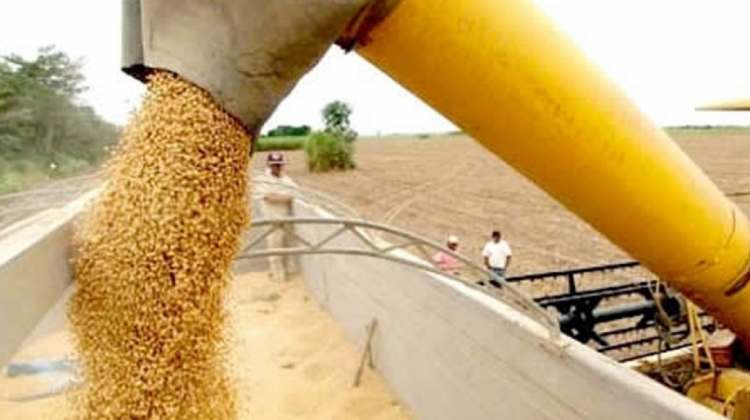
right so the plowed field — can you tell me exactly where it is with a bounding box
[256,130,750,276]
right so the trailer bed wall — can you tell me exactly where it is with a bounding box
[293,202,719,420]
[0,193,93,367]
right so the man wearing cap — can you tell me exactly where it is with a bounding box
[256,152,297,281]
[433,235,461,275]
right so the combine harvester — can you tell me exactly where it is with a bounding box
[3,0,750,418]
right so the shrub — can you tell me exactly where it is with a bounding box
[303,100,358,172]
[304,130,355,172]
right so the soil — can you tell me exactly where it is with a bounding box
[0,273,414,420]
[254,132,750,277]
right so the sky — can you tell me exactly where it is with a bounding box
[1,1,749,135]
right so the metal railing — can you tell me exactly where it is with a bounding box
[236,217,561,341]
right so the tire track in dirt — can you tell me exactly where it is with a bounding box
[275,132,750,276]
[374,158,623,273]
[379,161,478,225]
[392,197,593,273]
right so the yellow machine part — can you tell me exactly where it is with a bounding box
[355,0,750,342]
[687,370,750,419]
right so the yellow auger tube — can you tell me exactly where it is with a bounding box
[356,0,750,341]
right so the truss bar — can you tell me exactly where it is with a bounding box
[381,241,417,254]
[242,224,279,252]
[310,225,348,250]
[241,246,557,338]
[414,244,433,262]
[284,224,316,249]
[240,218,560,340]
[349,224,382,253]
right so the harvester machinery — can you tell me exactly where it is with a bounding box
[121,0,750,415]
[506,262,715,362]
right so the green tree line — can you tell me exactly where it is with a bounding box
[266,124,311,137]
[0,46,119,194]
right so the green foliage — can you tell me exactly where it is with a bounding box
[304,131,355,172]
[0,46,118,194]
[304,100,358,172]
[266,125,311,137]
[322,101,351,130]
[322,100,358,141]
[255,136,307,151]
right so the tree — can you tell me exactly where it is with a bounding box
[322,101,351,131]
[3,45,86,100]
[0,46,118,194]
[322,100,357,142]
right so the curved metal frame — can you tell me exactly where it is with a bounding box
[237,217,560,340]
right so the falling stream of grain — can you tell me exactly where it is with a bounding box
[68,71,250,420]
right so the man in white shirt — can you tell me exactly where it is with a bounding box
[482,230,512,284]
[255,152,297,281]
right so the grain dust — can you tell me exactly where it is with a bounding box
[68,71,251,420]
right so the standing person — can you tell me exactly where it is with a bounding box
[257,152,296,281]
[482,230,512,284]
[433,235,461,275]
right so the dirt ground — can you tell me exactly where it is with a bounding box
[0,273,413,420]
[0,173,101,235]
[4,131,747,278]
[253,131,750,277]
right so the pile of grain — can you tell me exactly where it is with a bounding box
[69,71,251,420]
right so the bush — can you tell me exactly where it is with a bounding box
[0,158,49,195]
[304,131,355,172]
[303,100,358,172]
[55,155,90,177]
